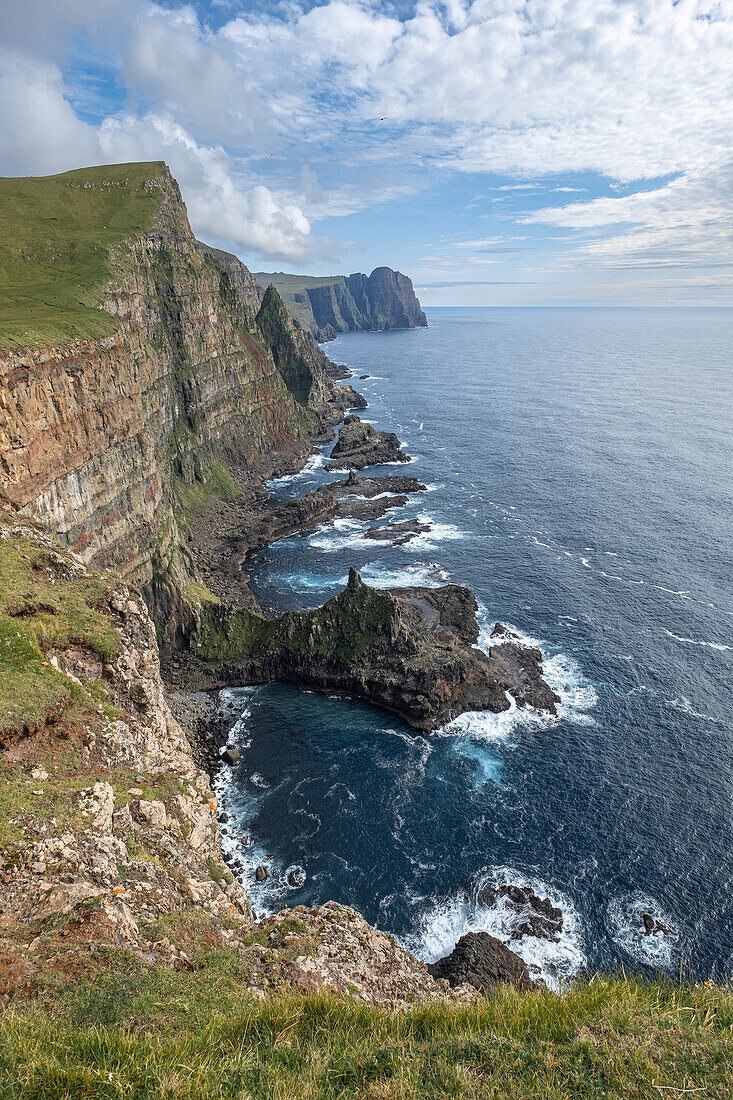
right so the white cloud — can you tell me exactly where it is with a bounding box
[524,165,733,268]
[0,51,100,175]
[0,0,731,275]
[98,113,313,261]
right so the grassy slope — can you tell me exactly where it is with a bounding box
[0,518,120,741]
[0,162,164,350]
[0,950,730,1099]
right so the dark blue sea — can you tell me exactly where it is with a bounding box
[214,307,733,985]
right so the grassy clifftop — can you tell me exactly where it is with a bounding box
[0,162,166,349]
[0,966,730,1098]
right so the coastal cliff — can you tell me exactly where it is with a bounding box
[0,163,360,641]
[253,268,428,341]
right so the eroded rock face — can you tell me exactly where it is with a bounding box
[0,164,358,636]
[254,267,427,342]
[326,415,411,471]
[428,931,539,993]
[268,903,473,1006]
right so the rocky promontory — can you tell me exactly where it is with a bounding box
[253,267,428,342]
[188,569,559,731]
[326,414,412,470]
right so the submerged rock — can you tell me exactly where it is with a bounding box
[428,931,538,992]
[364,518,432,545]
[326,415,411,470]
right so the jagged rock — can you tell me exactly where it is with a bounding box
[476,883,563,941]
[428,932,538,992]
[196,573,558,731]
[221,748,241,766]
[0,520,253,942]
[255,866,269,882]
[326,415,411,470]
[642,912,672,937]
[270,902,473,1006]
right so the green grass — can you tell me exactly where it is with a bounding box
[0,521,120,736]
[171,459,240,521]
[0,162,165,349]
[0,965,730,1098]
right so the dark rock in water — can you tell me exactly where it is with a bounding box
[488,640,559,714]
[476,882,563,941]
[288,868,306,887]
[334,474,427,498]
[219,812,229,823]
[326,415,411,470]
[428,932,538,992]
[491,622,520,640]
[241,836,249,847]
[255,865,268,882]
[364,518,431,545]
[642,912,671,937]
[360,374,370,379]
[221,747,241,765]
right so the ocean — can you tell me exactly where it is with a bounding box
[213,307,733,986]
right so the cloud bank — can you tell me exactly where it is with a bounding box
[0,1,730,274]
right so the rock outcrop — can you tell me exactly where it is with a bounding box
[428,931,538,993]
[190,571,559,731]
[0,515,253,944]
[326,415,411,470]
[253,268,428,341]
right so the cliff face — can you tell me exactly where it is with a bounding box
[253,268,428,341]
[0,164,357,636]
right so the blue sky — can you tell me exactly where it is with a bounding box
[0,1,731,305]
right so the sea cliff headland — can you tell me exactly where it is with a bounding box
[0,164,727,1100]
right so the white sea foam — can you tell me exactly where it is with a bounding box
[401,867,586,990]
[664,630,733,652]
[360,561,451,588]
[406,515,468,551]
[607,893,679,971]
[668,695,718,722]
[213,688,304,917]
[266,452,327,488]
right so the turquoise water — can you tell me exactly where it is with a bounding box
[215,308,733,984]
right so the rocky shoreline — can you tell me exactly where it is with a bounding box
[164,389,559,732]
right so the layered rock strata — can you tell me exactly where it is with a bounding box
[0,163,360,643]
[254,267,428,341]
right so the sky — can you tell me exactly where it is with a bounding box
[0,0,731,306]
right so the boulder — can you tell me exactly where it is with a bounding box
[428,931,538,993]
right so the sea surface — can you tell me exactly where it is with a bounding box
[214,307,733,985]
